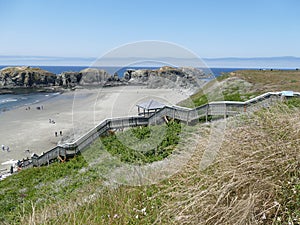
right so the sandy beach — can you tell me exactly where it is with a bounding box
[0,86,188,172]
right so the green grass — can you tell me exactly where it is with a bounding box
[180,69,300,108]
[231,69,300,93]
[0,156,91,224]
[279,170,300,223]
[101,121,182,164]
[2,69,300,224]
[48,184,164,224]
[0,122,184,224]
[216,72,230,81]
[285,97,300,108]
[178,90,208,108]
[47,103,300,224]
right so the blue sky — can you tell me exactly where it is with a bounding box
[0,0,299,64]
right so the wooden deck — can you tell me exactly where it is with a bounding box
[22,91,300,168]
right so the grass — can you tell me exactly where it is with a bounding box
[0,121,185,224]
[1,103,299,224]
[45,184,163,224]
[178,90,209,108]
[156,102,300,224]
[180,69,300,108]
[0,156,91,224]
[101,121,182,164]
[232,69,300,93]
[2,69,300,224]
[30,101,300,225]
[285,97,300,108]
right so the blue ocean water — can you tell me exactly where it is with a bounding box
[0,65,249,77]
[0,92,60,113]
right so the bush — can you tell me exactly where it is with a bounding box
[101,121,181,164]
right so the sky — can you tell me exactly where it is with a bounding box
[0,0,299,66]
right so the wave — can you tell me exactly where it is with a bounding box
[0,98,18,104]
[0,92,61,112]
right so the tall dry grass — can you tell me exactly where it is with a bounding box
[156,103,300,224]
[19,103,300,225]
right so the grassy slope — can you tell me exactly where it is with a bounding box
[0,122,197,224]
[16,100,298,225]
[180,69,300,108]
[1,70,300,224]
[232,69,300,92]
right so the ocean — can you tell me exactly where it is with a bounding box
[0,92,60,113]
[0,65,269,112]
[0,65,248,77]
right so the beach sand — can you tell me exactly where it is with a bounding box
[0,86,188,172]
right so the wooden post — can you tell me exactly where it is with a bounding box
[173,108,175,120]
[206,105,208,122]
[186,110,189,125]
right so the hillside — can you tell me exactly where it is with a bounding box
[1,99,299,224]
[0,70,300,224]
[180,69,300,108]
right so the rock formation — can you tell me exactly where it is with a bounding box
[124,66,209,93]
[0,66,210,94]
[55,71,82,87]
[0,66,56,88]
[79,68,111,85]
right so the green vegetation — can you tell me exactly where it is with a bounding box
[232,69,300,92]
[216,72,230,81]
[1,70,300,224]
[43,103,300,224]
[48,184,163,224]
[1,102,300,224]
[280,170,300,223]
[181,69,300,108]
[0,122,183,224]
[179,90,208,108]
[0,156,91,224]
[285,97,300,108]
[102,121,181,164]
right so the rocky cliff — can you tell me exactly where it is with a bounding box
[0,66,210,93]
[55,71,82,87]
[0,66,57,88]
[124,66,210,93]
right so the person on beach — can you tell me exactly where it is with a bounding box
[6,146,10,152]
[60,131,62,136]
[55,132,58,137]
[10,165,13,174]
[1,145,4,151]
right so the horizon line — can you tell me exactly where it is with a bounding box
[0,55,300,60]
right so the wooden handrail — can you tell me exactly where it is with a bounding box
[25,91,300,168]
